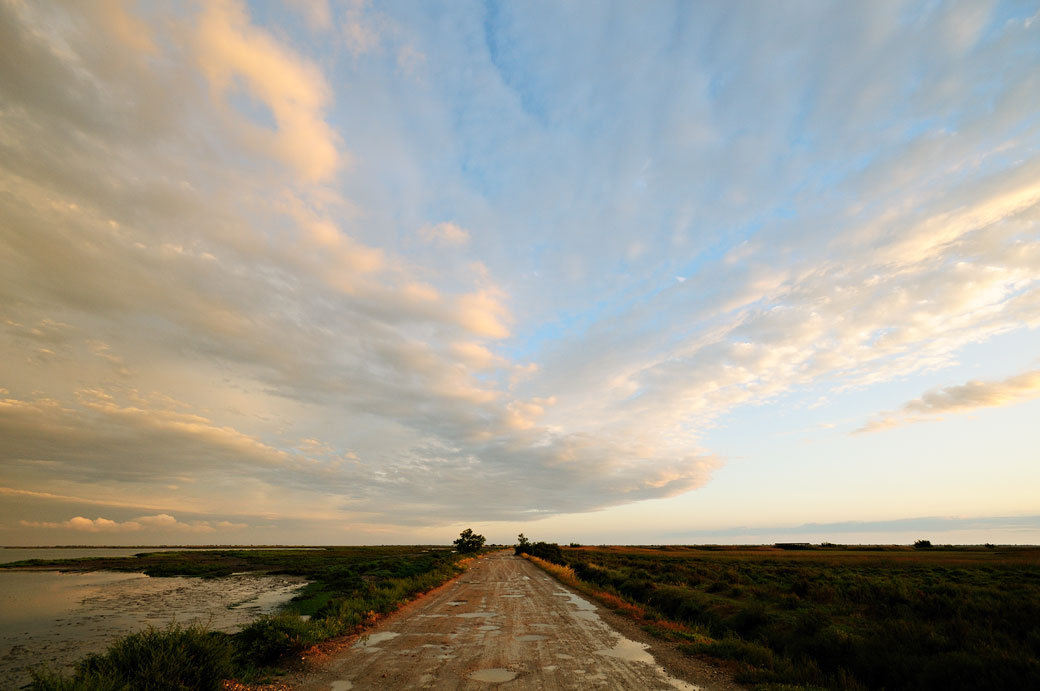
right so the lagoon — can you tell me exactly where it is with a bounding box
[0,549,306,687]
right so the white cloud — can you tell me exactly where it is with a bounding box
[419,222,471,246]
[19,513,245,533]
[195,0,342,182]
[856,370,1040,434]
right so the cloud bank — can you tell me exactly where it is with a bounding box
[1,1,1038,541]
[857,370,1040,433]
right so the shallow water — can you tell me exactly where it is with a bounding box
[0,547,190,565]
[468,668,517,682]
[0,570,306,687]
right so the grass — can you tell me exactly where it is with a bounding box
[530,544,1040,691]
[15,546,480,689]
[29,623,234,691]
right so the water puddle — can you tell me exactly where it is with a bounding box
[478,624,500,631]
[418,613,447,618]
[554,590,598,612]
[353,631,399,648]
[593,637,703,689]
[595,637,655,664]
[456,612,497,618]
[501,593,525,598]
[446,601,466,606]
[516,634,548,641]
[468,668,517,683]
[329,681,353,691]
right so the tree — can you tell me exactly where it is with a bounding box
[453,528,485,553]
[515,533,531,555]
[913,539,932,549]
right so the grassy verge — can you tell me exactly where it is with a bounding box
[20,547,482,689]
[526,545,1040,691]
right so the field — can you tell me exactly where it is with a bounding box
[3,546,472,689]
[554,544,1040,690]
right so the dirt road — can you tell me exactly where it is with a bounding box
[294,551,723,690]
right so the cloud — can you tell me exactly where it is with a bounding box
[195,0,342,181]
[419,222,471,246]
[0,1,1038,538]
[856,370,1040,434]
[19,513,245,534]
[284,0,332,31]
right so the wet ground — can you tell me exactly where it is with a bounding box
[293,552,711,690]
[0,571,306,687]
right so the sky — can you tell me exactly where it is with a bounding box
[1,0,1039,546]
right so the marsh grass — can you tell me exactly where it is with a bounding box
[22,546,477,689]
[30,624,234,691]
[539,545,1040,691]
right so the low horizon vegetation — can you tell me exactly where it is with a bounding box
[521,542,1040,691]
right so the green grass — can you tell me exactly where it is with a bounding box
[16,546,479,689]
[559,545,1040,691]
[30,624,234,691]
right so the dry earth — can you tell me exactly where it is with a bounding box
[291,551,744,690]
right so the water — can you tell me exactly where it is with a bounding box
[0,550,308,687]
[0,547,191,564]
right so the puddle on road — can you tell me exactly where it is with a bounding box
[446,601,467,606]
[418,613,447,618]
[501,593,525,598]
[468,668,517,683]
[353,631,399,649]
[456,612,497,618]
[554,590,598,612]
[329,681,353,691]
[594,637,704,690]
[516,634,548,641]
[595,637,654,664]
[478,624,500,631]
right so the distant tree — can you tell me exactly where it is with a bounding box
[913,539,932,549]
[515,533,531,555]
[453,528,485,553]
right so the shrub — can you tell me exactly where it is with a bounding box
[453,528,486,553]
[235,613,319,664]
[31,624,233,691]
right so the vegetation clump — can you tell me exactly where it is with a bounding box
[514,534,566,564]
[30,624,233,691]
[453,528,486,553]
[545,544,1040,691]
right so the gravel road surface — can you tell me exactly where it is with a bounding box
[294,551,727,690]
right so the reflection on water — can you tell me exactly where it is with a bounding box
[0,566,306,687]
[0,547,191,565]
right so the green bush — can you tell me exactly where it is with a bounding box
[453,528,485,553]
[517,541,566,564]
[235,613,318,664]
[31,624,233,691]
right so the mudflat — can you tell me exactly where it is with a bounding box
[294,551,717,690]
